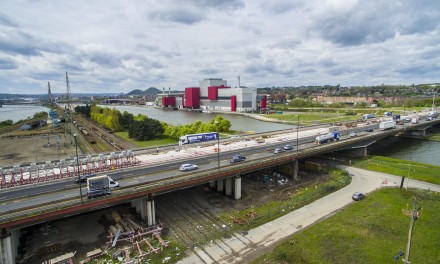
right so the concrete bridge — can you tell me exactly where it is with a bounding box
[1,119,439,263]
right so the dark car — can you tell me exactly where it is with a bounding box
[230,155,246,163]
[366,128,374,132]
[352,192,365,201]
[75,173,96,184]
[87,188,111,199]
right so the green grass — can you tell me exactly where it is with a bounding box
[252,188,440,264]
[426,132,440,141]
[115,131,176,147]
[219,169,352,231]
[264,112,361,125]
[353,156,440,185]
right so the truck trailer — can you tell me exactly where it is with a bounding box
[379,121,396,131]
[315,132,340,144]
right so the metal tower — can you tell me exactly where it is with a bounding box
[48,82,53,105]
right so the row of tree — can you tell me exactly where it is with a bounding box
[76,105,231,141]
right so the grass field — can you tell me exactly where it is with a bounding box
[264,112,362,125]
[115,131,176,147]
[220,169,352,231]
[352,156,440,185]
[252,188,440,264]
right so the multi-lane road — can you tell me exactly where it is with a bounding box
[1,115,438,228]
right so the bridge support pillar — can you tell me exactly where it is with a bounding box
[209,181,215,189]
[140,199,148,221]
[135,200,141,215]
[217,179,224,192]
[0,228,20,264]
[293,160,299,180]
[361,146,368,157]
[147,194,156,226]
[225,177,232,196]
[234,176,241,200]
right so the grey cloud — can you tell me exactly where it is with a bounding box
[198,68,220,75]
[148,8,205,25]
[0,57,18,69]
[0,29,67,56]
[244,59,294,77]
[0,13,19,28]
[260,0,304,15]
[315,1,440,46]
[189,0,245,10]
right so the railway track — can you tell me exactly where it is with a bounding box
[75,116,137,151]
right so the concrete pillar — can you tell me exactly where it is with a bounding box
[0,228,19,264]
[234,176,241,200]
[140,199,148,221]
[362,146,368,157]
[225,177,232,196]
[151,199,156,225]
[135,199,141,214]
[217,179,224,192]
[146,200,153,226]
[293,160,299,180]
[209,181,215,188]
[147,194,156,226]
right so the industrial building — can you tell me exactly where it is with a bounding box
[158,78,266,112]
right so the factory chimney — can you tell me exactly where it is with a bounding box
[237,76,240,89]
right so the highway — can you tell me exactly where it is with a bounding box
[1,115,438,228]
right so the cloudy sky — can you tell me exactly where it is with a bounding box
[1,0,439,94]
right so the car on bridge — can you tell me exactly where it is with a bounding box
[230,155,246,163]
[75,173,97,183]
[180,164,198,172]
[283,144,293,150]
[86,188,111,199]
[349,132,357,137]
[274,148,285,154]
[366,128,374,132]
[352,192,365,201]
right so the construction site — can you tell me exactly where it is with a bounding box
[15,166,329,264]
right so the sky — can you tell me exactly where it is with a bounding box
[0,0,439,94]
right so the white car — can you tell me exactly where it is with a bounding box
[180,164,198,172]
[349,132,357,137]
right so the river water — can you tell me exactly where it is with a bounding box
[0,105,50,122]
[100,105,294,133]
[369,136,440,166]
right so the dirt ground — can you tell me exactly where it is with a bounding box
[0,133,78,167]
[16,168,325,264]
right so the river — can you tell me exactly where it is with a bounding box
[369,136,440,166]
[0,105,50,122]
[99,105,293,133]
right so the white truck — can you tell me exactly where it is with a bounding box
[379,121,396,131]
[411,117,419,124]
[87,175,119,190]
[86,175,119,199]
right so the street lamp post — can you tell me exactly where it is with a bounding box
[215,121,220,171]
[296,115,299,155]
[74,134,83,204]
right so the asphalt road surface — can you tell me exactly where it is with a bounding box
[177,166,440,264]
